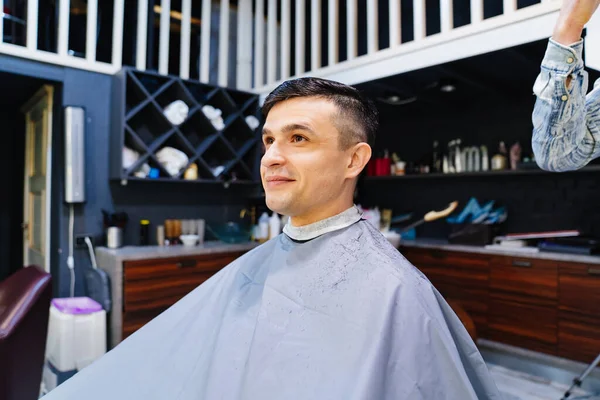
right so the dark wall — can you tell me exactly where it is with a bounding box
[0,55,259,297]
[0,69,58,282]
[0,112,25,281]
[109,183,261,245]
[371,93,538,165]
[359,171,600,239]
[59,70,258,298]
[357,92,600,239]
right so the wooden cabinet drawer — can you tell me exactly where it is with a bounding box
[122,312,153,340]
[401,248,489,286]
[558,311,600,364]
[431,282,488,335]
[124,252,242,313]
[489,256,557,305]
[559,262,600,317]
[402,247,488,267]
[487,298,557,356]
[402,248,490,336]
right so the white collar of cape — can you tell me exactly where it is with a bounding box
[283,205,363,241]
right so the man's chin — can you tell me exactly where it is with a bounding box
[265,194,292,215]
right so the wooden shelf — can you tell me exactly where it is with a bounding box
[363,165,600,181]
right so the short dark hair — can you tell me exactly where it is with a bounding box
[261,77,378,149]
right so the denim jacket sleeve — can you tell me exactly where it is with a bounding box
[531,38,600,171]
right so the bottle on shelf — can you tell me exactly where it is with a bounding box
[375,150,391,176]
[258,212,270,243]
[447,140,456,173]
[382,150,391,176]
[509,141,522,170]
[480,145,489,171]
[140,219,150,246]
[454,139,463,173]
[491,141,508,170]
[391,153,405,176]
[269,213,281,239]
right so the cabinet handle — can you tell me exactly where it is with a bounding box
[177,260,197,268]
[588,267,600,276]
[512,260,532,268]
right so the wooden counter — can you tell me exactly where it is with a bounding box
[399,241,600,364]
[96,242,258,348]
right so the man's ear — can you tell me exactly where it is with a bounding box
[346,143,372,179]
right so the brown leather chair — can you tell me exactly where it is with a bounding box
[0,265,52,400]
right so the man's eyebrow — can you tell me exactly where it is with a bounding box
[262,123,315,136]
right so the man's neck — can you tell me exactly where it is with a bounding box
[283,204,362,241]
[289,201,355,227]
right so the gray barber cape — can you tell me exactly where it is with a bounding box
[43,207,502,399]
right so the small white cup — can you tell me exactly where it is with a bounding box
[180,234,199,247]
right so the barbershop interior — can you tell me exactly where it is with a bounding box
[1,0,600,399]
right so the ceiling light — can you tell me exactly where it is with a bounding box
[377,94,417,106]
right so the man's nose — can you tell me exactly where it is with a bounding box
[261,143,286,167]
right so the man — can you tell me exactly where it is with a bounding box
[43,78,501,399]
[532,0,600,171]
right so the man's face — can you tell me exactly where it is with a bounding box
[260,97,353,219]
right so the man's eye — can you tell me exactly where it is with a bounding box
[292,135,305,143]
[264,137,274,145]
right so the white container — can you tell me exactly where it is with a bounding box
[269,213,281,239]
[42,297,106,394]
[258,212,270,240]
[106,226,123,248]
[180,234,199,247]
[383,230,401,248]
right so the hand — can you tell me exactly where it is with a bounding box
[553,0,600,45]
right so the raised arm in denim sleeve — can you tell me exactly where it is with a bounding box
[531,39,600,172]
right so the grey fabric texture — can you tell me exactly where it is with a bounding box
[42,218,502,400]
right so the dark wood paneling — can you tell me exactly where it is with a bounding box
[124,252,243,282]
[489,256,558,306]
[433,282,488,335]
[122,251,244,338]
[487,298,557,355]
[124,274,214,312]
[558,262,600,317]
[401,247,600,361]
[402,247,489,335]
[557,261,600,364]
[558,312,600,364]
[122,310,167,340]
[401,248,489,286]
